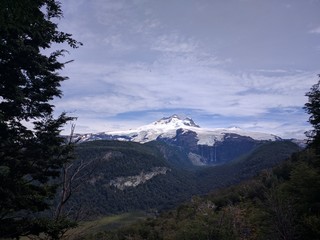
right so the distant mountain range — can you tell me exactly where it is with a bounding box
[57,115,304,218]
[74,114,280,143]
[72,115,300,165]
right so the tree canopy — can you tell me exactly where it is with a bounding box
[305,76,320,152]
[0,0,81,238]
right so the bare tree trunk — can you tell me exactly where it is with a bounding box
[54,124,99,239]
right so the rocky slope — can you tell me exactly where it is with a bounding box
[73,115,283,165]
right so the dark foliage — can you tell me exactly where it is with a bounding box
[91,147,320,240]
[197,141,300,192]
[61,139,298,221]
[65,140,198,217]
[305,77,320,152]
[0,0,80,238]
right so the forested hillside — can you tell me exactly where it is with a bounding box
[64,140,198,217]
[92,148,320,240]
[62,139,299,219]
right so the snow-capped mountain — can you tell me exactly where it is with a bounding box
[73,115,283,165]
[75,114,280,145]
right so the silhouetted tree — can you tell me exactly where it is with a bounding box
[0,0,81,238]
[305,76,320,152]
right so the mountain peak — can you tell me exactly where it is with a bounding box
[153,115,200,128]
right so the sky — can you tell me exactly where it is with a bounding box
[53,0,320,139]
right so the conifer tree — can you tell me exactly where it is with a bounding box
[0,0,81,238]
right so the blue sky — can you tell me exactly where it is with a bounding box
[53,0,320,139]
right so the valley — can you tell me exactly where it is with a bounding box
[65,138,299,218]
[67,142,320,240]
[56,115,302,239]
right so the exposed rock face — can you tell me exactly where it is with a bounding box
[188,152,206,166]
[196,133,259,164]
[158,130,260,164]
[157,128,199,152]
[109,167,171,190]
[102,151,124,161]
[71,115,285,165]
[154,115,200,128]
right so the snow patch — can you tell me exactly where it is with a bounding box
[73,115,281,144]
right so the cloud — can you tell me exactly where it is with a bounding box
[91,0,156,33]
[55,51,315,138]
[309,26,320,34]
[134,18,162,34]
[103,34,135,51]
[152,33,199,53]
[53,0,320,138]
[55,53,316,121]
[236,119,309,139]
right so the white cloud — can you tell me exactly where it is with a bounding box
[56,54,316,122]
[309,26,320,34]
[134,18,162,34]
[103,35,135,51]
[237,120,309,139]
[152,33,199,53]
[53,0,320,138]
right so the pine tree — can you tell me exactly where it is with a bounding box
[0,0,81,238]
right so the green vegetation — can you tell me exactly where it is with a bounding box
[65,212,149,239]
[56,139,299,224]
[0,0,80,238]
[66,140,198,216]
[305,78,320,151]
[197,141,300,192]
[88,147,320,240]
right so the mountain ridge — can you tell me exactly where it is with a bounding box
[71,115,290,165]
[74,114,281,144]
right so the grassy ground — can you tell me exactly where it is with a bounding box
[65,211,149,239]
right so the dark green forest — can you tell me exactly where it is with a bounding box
[87,147,320,240]
[60,139,298,219]
[0,0,81,239]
